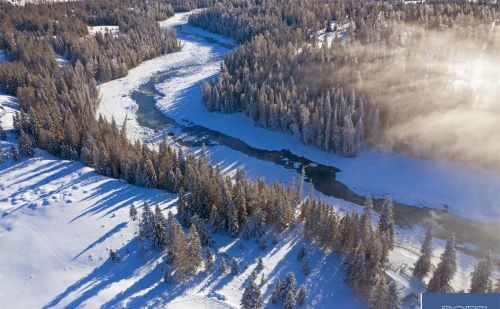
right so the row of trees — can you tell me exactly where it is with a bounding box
[192,0,499,158]
[414,227,496,294]
[201,38,380,156]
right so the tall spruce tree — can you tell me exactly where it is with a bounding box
[129,204,138,221]
[205,247,214,271]
[241,276,264,309]
[469,254,493,293]
[427,235,457,293]
[413,227,433,279]
[187,225,202,274]
[378,196,395,249]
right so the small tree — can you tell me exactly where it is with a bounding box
[109,249,121,262]
[413,227,433,279]
[427,235,457,293]
[283,288,296,309]
[296,285,306,305]
[0,124,6,140]
[19,130,34,157]
[282,272,297,305]
[11,146,19,161]
[219,257,228,273]
[378,196,395,249]
[387,281,401,309]
[205,247,214,271]
[241,277,264,309]
[256,257,264,272]
[271,278,282,303]
[469,254,493,293]
[298,244,307,261]
[230,257,239,275]
[129,204,138,221]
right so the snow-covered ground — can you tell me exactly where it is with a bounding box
[88,25,120,37]
[2,11,497,309]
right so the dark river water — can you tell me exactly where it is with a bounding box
[131,23,499,254]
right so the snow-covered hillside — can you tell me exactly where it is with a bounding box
[1,10,497,309]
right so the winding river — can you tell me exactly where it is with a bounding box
[128,16,499,254]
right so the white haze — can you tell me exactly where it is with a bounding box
[338,22,500,169]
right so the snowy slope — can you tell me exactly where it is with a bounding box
[0,152,364,308]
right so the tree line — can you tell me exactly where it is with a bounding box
[191,0,499,158]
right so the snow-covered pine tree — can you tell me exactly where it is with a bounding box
[296,285,306,306]
[378,196,395,249]
[256,257,264,272]
[0,124,6,140]
[219,257,228,273]
[298,244,307,261]
[302,255,311,275]
[241,276,264,309]
[284,288,296,309]
[152,205,167,250]
[387,281,400,309]
[204,247,214,270]
[139,202,154,239]
[191,215,213,246]
[230,257,239,275]
[177,187,191,226]
[187,225,202,274]
[298,166,305,201]
[271,278,282,303]
[282,272,297,303]
[469,254,493,293]
[129,204,138,221]
[427,234,457,293]
[19,129,34,157]
[369,274,388,309]
[413,227,433,279]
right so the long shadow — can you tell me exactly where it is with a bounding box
[73,222,127,260]
[43,239,158,309]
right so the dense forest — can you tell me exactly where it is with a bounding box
[0,0,497,308]
[193,0,500,163]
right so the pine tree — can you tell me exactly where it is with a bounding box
[187,225,202,274]
[0,124,6,140]
[378,196,395,249]
[271,278,282,303]
[282,272,297,305]
[427,235,457,293]
[0,142,4,163]
[298,244,307,261]
[152,205,167,250]
[139,202,154,239]
[11,146,19,161]
[230,257,239,275]
[387,281,400,309]
[298,166,305,201]
[469,254,493,293]
[205,247,214,271]
[219,257,228,273]
[18,130,34,157]
[413,227,433,279]
[177,187,191,226]
[256,257,264,272]
[302,255,311,275]
[129,204,138,221]
[296,285,306,306]
[284,287,296,309]
[369,274,388,309]
[241,276,264,309]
